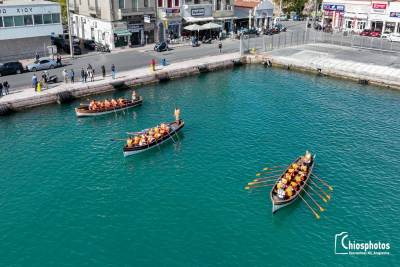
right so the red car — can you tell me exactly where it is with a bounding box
[360,29,372,36]
[370,29,381,37]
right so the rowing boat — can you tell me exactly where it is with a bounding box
[74,97,143,117]
[123,119,185,157]
[270,156,314,213]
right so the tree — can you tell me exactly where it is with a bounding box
[48,0,67,24]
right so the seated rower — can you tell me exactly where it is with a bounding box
[132,91,137,101]
[285,186,294,197]
[89,100,95,110]
[292,164,298,171]
[160,129,165,136]
[92,103,98,110]
[300,165,307,173]
[127,137,133,147]
[154,126,159,134]
[282,178,288,185]
[160,122,166,130]
[104,99,111,108]
[148,129,154,136]
[133,134,140,145]
[291,181,297,189]
[97,101,104,109]
[155,132,161,139]
[165,125,170,133]
[111,99,117,106]
[118,98,125,105]
[147,135,154,143]
[277,181,283,189]
[295,174,302,183]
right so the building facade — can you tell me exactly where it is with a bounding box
[322,0,400,34]
[0,0,63,60]
[69,0,157,49]
[234,1,274,30]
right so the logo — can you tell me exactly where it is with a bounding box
[335,232,390,255]
[191,8,205,16]
[372,3,387,9]
[323,4,345,11]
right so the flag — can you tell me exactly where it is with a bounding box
[353,15,357,29]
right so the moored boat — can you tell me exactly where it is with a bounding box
[123,119,185,157]
[270,156,314,213]
[75,97,143,117]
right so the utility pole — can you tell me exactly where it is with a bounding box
[66,0,74,58]
[279,0,282,22]
[314,0,318,27]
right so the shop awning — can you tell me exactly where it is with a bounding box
[184,17,214,23]
[114,30,132,37]
[234,10,249,19]
[218,17,239,20]
[344,13,368,20]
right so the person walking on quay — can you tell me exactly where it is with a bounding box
[81,68,85,83]
[32,74,38,91]
[35,52,40,61]
[88,68,94,82]
[87,63,92,71]
[62,69,69,84]
[111,64,115,79]
[3,80,9,95]
[101,65,105,78]
[70,69,75,83]
[218,42,222,54]
[0,81,3,97]
[151,59,155,71]
[41,72,47,88]
[57,53,62,66]
[84,69,88,83]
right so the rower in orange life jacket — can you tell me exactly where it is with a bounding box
[174,108,180,121]
[133,134,140,145]
[92,103,98,110]
[104,99,111,108]
[165,125,170,133]
[292,164,298,171]
[89,100,95,110]
[127,137,133,147]
[118,98,124,105]
[160,122,166,130]
[160,129,165,136]
[97,101,103,109]
[111,99,117,106]
[286,186,293,197]
[132,91,137,101]
[154,126,159,134]
[155,132,161,139]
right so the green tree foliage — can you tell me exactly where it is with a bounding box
[271,0,323,15]
[48,0,67,24]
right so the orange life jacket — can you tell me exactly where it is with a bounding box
[161,123,165,129]
[133,136,139,144]
[127,139,133,146]
[286,187,293,197]
[292,164,298,171]
[104,100,111,107]
[155,133,161,139]
[165,126,170,133]
[160,129,165,135]
[92,104,98,110]
[132,92,136,99]
[118,98,124,105]
[174,109,180,117]
[154,127,159,133]
[277,183,282,189]
[301,165,307,172]
[295,175,301,182]
[111,99,117,106]
[291,181,296,187]
[149,131,154,135]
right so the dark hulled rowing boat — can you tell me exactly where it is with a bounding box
[75,97,143,117]
[270,156,314,213]
[123,119,185,157]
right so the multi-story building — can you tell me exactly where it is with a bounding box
[0,0,63,60]
[234,1,274,30]
[70,0,157,49]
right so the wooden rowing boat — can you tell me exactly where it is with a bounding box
[74,97,143,117]
[270,156,314,213]
[123,119,185,157]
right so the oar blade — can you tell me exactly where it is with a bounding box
[323,198,327,202]
[316,214,320,219]
[329,187,333,190]
[248,183,253,185]
[245,187,250,190]
[320,208,324,211]
[253,179,258,182]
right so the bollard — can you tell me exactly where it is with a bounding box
[37,82,42,92]
[252,48,255,52]
[270,43,272,50]
[151,65,154,71]
[162,58,166,66]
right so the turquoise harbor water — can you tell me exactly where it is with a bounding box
[0,65,399,266]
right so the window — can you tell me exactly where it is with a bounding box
[0,17,3,27]
[43,14,52,24]
[168,0,172,8]
[194,0,200,4]
[24,15,33,25]
[119,0,125,8]
[34,14,43,24]
[132,0,137,8]
[158,0,163,7]
[3,16,14,27]
[175,0,179,6]
[14,16,24,26]
[52,13,61,23]
[144,0,149,7]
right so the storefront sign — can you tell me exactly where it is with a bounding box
[323,5,345,11]
[390,12,400,18]
[324,11,333,18]
[113,22,127,31]
[144,15,150,23]
[127,23,144,32]
[339,11,344,17]
[168,21,182,26]
[191,8,205,16]
[165,8,180,14]
[144,22,155,30]
[371,3,387,14]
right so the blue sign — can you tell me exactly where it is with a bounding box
[390,12,400,18]
[323,4,345,11]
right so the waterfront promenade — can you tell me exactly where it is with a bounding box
[259,43,400,88]
[0,52,242,111]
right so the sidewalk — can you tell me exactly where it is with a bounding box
[0,52,242,110]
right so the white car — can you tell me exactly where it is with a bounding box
[387,33,400,42]
[381,31,391,39]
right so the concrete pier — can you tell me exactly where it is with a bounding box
[0,53,244,113]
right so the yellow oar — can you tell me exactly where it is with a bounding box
[245,184,274,190]
[299,194,320,219]
[80,103,89,105]
[248,179,277,185]
[306,183,327,202]
[310,179,331,199]
[263,164,289,171]
[312,173,333,190]
[256,169,284,176]
[254,174,281,182]
[303,189,324,211]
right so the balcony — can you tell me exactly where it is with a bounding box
[89,6,101,17]
[158,7,182,19]
[212,5,234,18]
[69,3,79,13]
[184,0,212,5]
[118,7,155,20]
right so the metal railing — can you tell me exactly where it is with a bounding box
[120,7,155,13]
[184,0,213,5]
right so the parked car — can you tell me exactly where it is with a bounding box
[381,31,391,39]
[53,37,66,49]
[154,41,169,52]
[387,33,400,42]
[0,61,24,76]
[370,29,381,37]
[64,45,82,55]
[360,29,372,36]
[25,59,57,72]
[72,36,80,44]
[83,39,96,50]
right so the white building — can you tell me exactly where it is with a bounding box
[0,0,63,60]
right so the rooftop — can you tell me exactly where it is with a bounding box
[234,1,260,8]
[0,0,57,6]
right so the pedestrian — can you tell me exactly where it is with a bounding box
[111,64,115,79]
[35,52,40,61]
[81,68,84,83]
[32,74,38,91]
[0,81,3,96]
[84,69,88,83]
[151,59,155,71]
[57,53,62,66]
[218,42,222,53]
[90,68,95,82]
[3,80,9,95]
[87,63,92,70]
[41,72,47,88]
[70,69,75,83]
[62,69,69,83]
[101,65,105,78]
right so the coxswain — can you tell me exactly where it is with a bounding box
[111,99,117,106]
[104,99,111,108]
[132,91,137,101]
[304,150,312,167]
[160,122,166,130]
[127,137,133,147]
[174,108,180,122]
